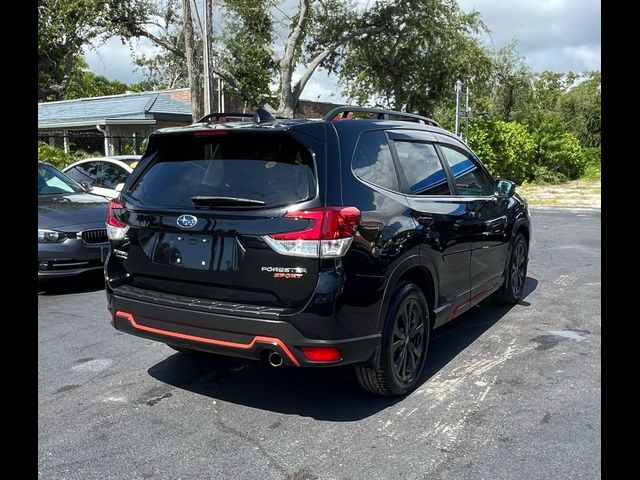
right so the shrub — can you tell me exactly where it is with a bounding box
[580,147,601,180]
[467,119,536,184]
[533,113,586,180]
[37,142,100,170]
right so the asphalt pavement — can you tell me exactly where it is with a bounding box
[38,208,601,480]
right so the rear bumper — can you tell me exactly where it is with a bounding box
[108,292,380,367]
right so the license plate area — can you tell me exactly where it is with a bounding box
[150,232,241,271]
[152,233,215,270]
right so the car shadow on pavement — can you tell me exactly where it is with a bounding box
[38,271,105,296]
[148,277,538,421]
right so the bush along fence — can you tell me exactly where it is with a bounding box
[38,131,147,157]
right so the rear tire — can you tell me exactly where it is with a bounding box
[493,233,528,305]
[355,283,430,397]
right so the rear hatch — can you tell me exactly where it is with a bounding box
[111,129,323,309]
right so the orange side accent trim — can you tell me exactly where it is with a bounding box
[115,310,300,366]
[446,282,501,322]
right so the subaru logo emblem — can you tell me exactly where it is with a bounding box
[177,214,198,229]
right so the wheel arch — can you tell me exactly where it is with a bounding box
[375,257,438,332]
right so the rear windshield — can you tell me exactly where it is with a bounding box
[128,132,316,208]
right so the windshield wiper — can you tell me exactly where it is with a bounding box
[191,195,266,207]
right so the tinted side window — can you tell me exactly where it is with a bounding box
[352,131,399,191]
[440,146,494,196]
[101,163,130,189]
[393,141,450,195]
[65,161,102,186]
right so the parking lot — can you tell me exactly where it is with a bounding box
[38,208,600,480]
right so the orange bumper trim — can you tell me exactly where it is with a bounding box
[114,310,301,366]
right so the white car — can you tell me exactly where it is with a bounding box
[62,155,141,198]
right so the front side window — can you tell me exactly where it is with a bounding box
[392,141,450,195]
[352,130,399,191]
[439,146,494,196]
[38,164,83,195]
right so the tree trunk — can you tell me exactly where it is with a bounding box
[182,0,203,122]
[277,87,296,118]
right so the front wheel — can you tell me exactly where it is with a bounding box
[493,233,528,305]
[355,283,430,397]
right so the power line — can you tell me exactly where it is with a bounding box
[266,0,293,22]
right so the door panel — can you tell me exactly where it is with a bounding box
[438,143,509,299]
[386,135,472,325]
[470,199,509,293]
[408,198,473,326]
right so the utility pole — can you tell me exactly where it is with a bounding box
[464,86,470,141]
[454,79,462,137]
[203,0,213,116]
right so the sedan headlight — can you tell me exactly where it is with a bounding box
[38,229,73,243]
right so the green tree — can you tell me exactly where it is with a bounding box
[559,71,601,147]
[488,41,534,122]
[117,0,397,117]
[339,0,491,115]
[62,59,132,99]
[38,0,153,101]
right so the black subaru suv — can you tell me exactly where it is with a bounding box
[105,107,530,396]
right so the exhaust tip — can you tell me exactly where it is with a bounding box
[267,350,284,368]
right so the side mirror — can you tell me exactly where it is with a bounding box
[115,183,125,192]
[80,181,93,192]
[496,179,516,198]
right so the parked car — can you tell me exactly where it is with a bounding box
[38,162,110,280]
[105,107,531,396]
[62,155,141,198]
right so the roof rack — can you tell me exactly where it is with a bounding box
[198,108,287,124]
[322,106,441,128]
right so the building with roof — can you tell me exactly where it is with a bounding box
[38,89,193,155]
[38,88,343,156]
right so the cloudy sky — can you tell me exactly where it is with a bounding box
[84,0,600,103]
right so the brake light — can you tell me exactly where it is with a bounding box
[106,199,129,240]
[300,346,342,362]
[263,206,360,258]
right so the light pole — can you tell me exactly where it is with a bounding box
[454,79,462,137]
[464,86,470,141]
[203,0,213,116]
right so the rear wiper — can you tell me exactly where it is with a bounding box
[191,195,266,207]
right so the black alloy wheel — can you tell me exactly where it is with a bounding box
[391,297,426,384]
[493,233,529,305]
[355,283,430,396]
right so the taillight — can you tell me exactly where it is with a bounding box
[106,199,129,240]
[263,206,360,258]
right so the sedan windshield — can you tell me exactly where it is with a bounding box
[38,163,84,195]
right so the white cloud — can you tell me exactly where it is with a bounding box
[83,37,160,83]
[457,0,600,72]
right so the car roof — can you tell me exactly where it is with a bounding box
[63,156,140,169]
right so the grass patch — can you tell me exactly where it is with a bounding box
[517,180,600,208]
